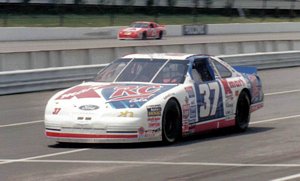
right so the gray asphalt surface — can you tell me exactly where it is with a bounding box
[2,32,300,53]
[1,67,300,181]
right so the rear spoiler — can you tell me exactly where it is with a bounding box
[233,66,257,75]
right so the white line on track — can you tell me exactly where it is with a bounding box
[0,148,89,165]
[265,89,300,96]
[1,159,300,168]
[0,113,299,167]
[250,114,300,125]
[271,173,300,181]
[0,120,43,128]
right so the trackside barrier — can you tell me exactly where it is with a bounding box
[0,64,107,95]
[1,51,300,95]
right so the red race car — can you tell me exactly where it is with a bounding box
[118,21,166,40]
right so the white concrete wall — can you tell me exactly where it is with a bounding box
[207,22,300,35]
[0,39,299,71]
[0,26,123,41]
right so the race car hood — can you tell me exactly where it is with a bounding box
[53,82,177,109]
[122,27,143,32]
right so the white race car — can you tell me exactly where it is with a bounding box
[44,53,264,144]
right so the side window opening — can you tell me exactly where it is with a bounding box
[192,58,214,82]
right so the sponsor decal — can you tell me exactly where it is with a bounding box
[79,105,99,111]
[52,108,61,115]
[118,111,134,117]
[55,85,104,100]
[147,105,162,117]
[220,79,234,116]
[147,105,162,129]
[144,128,161,138]
[182,104,190,119]
[185,86,195,98]
[183,24,207,35]
[228,79,245,88]
[148,122,160,129]
[190,105,197,119]
[138,127,145,137]
[101,84,176,109]
[220,79,233,95]
[148,117,161,128]
[108,85,161,102]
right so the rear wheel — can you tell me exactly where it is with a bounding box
[235,91,251,132]
[162,99,182,144]
[142,32,147,40]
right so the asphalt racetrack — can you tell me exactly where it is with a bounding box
[2,32,300,53]
[1,66,300,181]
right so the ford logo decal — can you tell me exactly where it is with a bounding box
[79,105,99,111]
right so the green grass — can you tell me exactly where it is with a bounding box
[0,14,299,27]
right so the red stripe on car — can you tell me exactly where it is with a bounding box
[46,131,138,139]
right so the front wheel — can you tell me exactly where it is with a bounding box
[142,32,147,40]
[235,91,251,132]
[162,99,182,144]
[156,31,163,40]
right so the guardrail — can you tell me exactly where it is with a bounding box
[0,64,107,95]
[1,51,300,95]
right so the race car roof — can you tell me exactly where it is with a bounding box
[122,53,196,60]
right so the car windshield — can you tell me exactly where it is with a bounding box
[95,58,189,84]
[130,23,149,28]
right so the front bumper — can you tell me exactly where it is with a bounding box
[45,129,161,143]
[118,33,141,40]
[44,117,162,143]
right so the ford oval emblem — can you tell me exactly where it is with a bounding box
[79,105,99,111]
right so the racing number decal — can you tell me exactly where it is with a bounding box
[199,82,220,118]
[148,29,156,37]
[52,108,61,115]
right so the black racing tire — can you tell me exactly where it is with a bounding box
[142,32,147,40]
[162,99,182,144]
[234,91,251,132]
[157,31,163,40]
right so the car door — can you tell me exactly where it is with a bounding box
[191,57,224,124]
[147,23,156,37]
[210,57,242,120]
